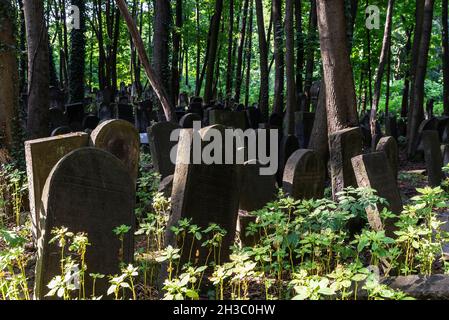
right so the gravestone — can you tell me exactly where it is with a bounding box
[278,134,300,184]
[34,148,135,299]
[385,115,398,140]
[294,112,315,148]
[116,104,135,124]
[437,116,449,143]
[188,103,203,118]
[282,149,325,200]
[421,130,444,187]
[148,122,181,179]
[246,107,262,129]
[90,119,140,184]
[49,107,68,131]
[135,99,153,132]
[65,103,85,125]
[25,132,89,240]
[269,113,283,129]
[441,144,449,167]
[82,114,100,130]
[239,160,277,212]
[179,113,202,128]
[209,109,246,130]
[418,118,439,150]
[158,174,174,198]
[98,103,114,121]
[352,152,402,237]
[329,127,363,198]
[50,126,73,136]
[49,86,64,110]
[376,136,399,179]
[167,126,241,265]
[398,118,407,137]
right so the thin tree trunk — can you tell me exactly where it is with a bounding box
[172,0,183,106]
[244,0,254,107]
[285,0,296,135]
[195,0,201,95]
[443,0,449,115]
[255,0,269,120]
[235,0,249,103]
[225,0,234,100]
[295,0,304,95]
[68,0,86,103]
[23,0,50,139]
[304,0,317,112]
[204,0,224,103]
[273,0,285,114]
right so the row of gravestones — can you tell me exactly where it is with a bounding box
[25,120,140,299]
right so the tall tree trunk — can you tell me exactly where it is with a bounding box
[244,0,254,107]
[385,45,392,117]
[255,0,269,120]
[153,0,172,99]
[116,0,176,122]
[23,0,50,139]
[443,0,449,115]
[195,0,201,95]
[308,80,328,161]
[68,0,86,103]
[370,0,394,148]
[225,0,234,100]
[0,0,18,150]
[316,0,358,134]
[295,0,304,96]
[407,0,434,158]
[235,0,249,103]
[18,0,27,94]
[204,0,224,103]
[273,0,285,114]
[172,0,183,106]
[304,0,317,112]
[285,0,296,135]
[400,21,413,118]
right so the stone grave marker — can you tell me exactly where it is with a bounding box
[34,148,135,299]
[441,144,449,167]
[98,103,114,121]
[376,136,399,179]
[148,121,181,179]
[385,115,398,140]
[65,103,85,125]
[329,127,363,198]
[278,134,300,184]
[352,152,402,236]
[50,126,73,137]
[116,103,135,124]
[82,114,100,130]
[209,109,246,130]
[282,149,325,200]
[179,113,202,128]
[294,112,315,148]
[246,107,262,129]
[421,130,444,187]
[49,107,68,131]
[90,119,140,184]
[167,125,241,265]
[25,132,89,240]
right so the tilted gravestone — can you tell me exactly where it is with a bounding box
[34,148,135,299]
[329,127,363,198]
[167,125,241,265]
[239,160,277,212]
[352,152,402,237]
[179,113,202,128]
[376,136,399,179]
[282,149,325,200]
[209,109,246,130]
[148,121,181,179]
[158,174,174,198]
[25,132,89,241]
[90,119,140,184]
[421,130,444,187]
[417,118,438,150]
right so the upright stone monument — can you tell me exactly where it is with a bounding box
[421,130,444,187]
[376,136,399,179]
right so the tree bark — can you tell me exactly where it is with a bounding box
[316,0,358,134]
[225,0,234,100]
[370,0,394,148]
[235,0,249,103]
[69,0,86,103]
[407,0,434,158]
[443,0,449,115]
[255,0,269,120]
[23,0,50,139]
[308,80,328,162]
[115,0,176,122]
[204,0,224,104]
[172,0,183,106]
[273,0,284,114]
[244,0,254,107]
[285,0,296,135]
[304,0,317,112]
[295,0,304,95]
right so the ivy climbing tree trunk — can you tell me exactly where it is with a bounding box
[23,0,50,139]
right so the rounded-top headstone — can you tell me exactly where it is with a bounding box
[376,136,399,179]
[282,149,325,200]
[90,119,140,183]
[179,113,202,128]
[35,148,135,299]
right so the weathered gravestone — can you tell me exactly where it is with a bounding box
[49,107,68,131]
[417,118,438,150]
[437,116,449,143]
[246,107,262,129]
[385,115,398,140]
[352,152,402,237]
[98,103,114,121]
[239,160,277,212]
[25,132,89,240]
[50,126,72,137]
[282,149,325,200]
[82,114,100,130]
[167,125,241,265]
[148,121,181,179]
[179,113,202,128]
[376,136,399,179]
[158,174,174,198]
[329,127,363,198]
[294,112,315,148]
[65,103,85,126]
[442,144,449,167]
[278,134,300,184]
[421,130,444,187]
[116,104,135,124]
[209,109,246,130]
[90,119,140,184]
[34,148,135,299]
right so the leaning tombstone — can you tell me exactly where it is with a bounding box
[34,148,135,299]
[148,121,181,179]
[282,149,325,200]
[376,136,399,179]
[352,152,402,237]
[179,113,202,128]
[421,130,444,187]
[158,174,174,198]
[329,127,363,198]
[167,125,241,266]
[25,132,89,240]
[90,119,140,184]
